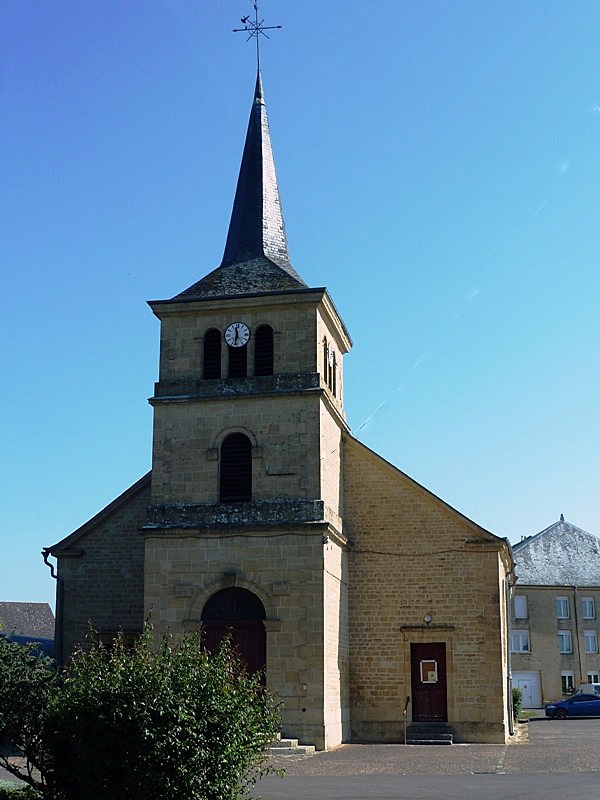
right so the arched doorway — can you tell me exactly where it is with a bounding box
[201,587,266,678]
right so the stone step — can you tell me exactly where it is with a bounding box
[270,737,316,756]
[405,736,453,745]
[274,738,300,748]
[405,724,454,745]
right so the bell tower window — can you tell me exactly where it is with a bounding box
[254,325,274,376]
[203,328,221,379]
[228,344,248,378]
[219,433,252,502]
[322,337,337,397]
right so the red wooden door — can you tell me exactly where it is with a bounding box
[410,642,447,721]
[202,620,266,677]
[201,588,266,680]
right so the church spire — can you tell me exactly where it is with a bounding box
[172,71,306,301]
[221,70,294,271]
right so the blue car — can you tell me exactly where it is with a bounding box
[545,693,600,719]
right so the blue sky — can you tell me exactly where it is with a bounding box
[2,1,599,610]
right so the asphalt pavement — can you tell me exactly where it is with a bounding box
[256,715,600,799]
[4,715,600,799]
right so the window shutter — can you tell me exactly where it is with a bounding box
[254,325,274,376]
[203,329,222,379]
[220,433,252,502]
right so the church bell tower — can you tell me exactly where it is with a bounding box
[144,71,352,750]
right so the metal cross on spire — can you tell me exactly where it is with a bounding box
[233,2,282,70]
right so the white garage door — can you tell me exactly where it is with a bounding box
[513,671,541,708]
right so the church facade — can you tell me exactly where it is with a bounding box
[45,72,514,748]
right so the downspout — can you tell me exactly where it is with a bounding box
[506,570,515,735]
[573,585,583,685]
[42,548,63,666]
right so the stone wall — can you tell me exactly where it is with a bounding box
[143,527,340,750]
[323,540,350,747]
[56,480,148,658]
[342,434,510,743]
[150,394,322,505]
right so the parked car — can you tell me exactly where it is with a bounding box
[545,693,600,719]
[575,683,600,696]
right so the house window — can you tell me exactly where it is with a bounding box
[584,630,598,654]
[558,630,573,654]
[203,328,221,379]
[587,672,600,683]
[510,630,530,653]
[582,597,596,619]
[228,343,248,378]
[513,595,528,620]
[219,433,252,502]
[561,671,575,694]
[254,325,274,376]
[556,596,570,619]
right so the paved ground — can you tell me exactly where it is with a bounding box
[4,714,600,798]
[256,715,600,799]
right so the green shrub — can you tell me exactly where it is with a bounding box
[0,781,43,799]
[43,624,281,800]
[0,623,281,800]
[512,686,523,721]
[0,637,57,793]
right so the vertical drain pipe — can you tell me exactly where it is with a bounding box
[506,572,515,735]
[42,548,63,665]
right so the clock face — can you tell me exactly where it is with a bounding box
[224,322,250,348]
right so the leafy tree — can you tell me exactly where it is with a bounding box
[43,624,281,800]
[0,637,56,794]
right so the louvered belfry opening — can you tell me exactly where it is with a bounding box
[254,325,274,376]
[219,433,252,502]
[203,328,221,379]
[228,344,248,377]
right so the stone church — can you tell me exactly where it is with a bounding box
[45,71,514,748]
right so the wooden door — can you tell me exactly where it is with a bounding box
[201,588,266,680]
[410,642,447,721]
[202,620,266,677]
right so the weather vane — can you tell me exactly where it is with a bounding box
[233,2,282,70]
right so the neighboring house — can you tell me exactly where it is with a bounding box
[43,71,514,748]
[0,601,54,639]
[0,601,55,659]
[511,516,600,707]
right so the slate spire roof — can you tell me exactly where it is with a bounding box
[173,71,307,301]
[513,517,600,586]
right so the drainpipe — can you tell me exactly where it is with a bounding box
[42,548,63,666]
[573,585,583,685]
[506,573,514,735]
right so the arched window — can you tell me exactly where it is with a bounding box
[254,325,273,376]
[332,352,337,397]
[203,328,221,379]
[322,337,337,395]
[219,433,252,502]
[228,344,247,378]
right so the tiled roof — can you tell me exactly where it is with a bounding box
[0,601,55,638]
[513,518,600,586]
[172,72,306,302]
